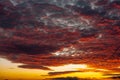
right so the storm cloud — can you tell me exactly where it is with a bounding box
[0,0,120,72]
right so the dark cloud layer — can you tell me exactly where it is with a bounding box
[0,0,120,72]
[104,74,120,79]
[0,3,20,29]
[50,77,79,80]
[48,71,82,76]
[18,64,51,70]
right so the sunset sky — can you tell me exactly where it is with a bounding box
[0,0,120,80]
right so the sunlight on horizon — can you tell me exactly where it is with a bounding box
[0,58,118,80]
[48,64,88,71]
[0,58,49,79]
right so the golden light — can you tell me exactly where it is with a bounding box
[0,58,49,80]
[48,64,88,71]
[62,72,105,79]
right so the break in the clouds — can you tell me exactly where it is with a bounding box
[0,0,120,72]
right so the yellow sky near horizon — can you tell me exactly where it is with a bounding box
[0,57,117,80]
[0,58,49,79]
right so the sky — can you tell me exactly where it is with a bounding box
[0,0,120,80]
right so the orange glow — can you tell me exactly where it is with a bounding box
[52,72,107,79]
[0,0,120,80]
[0,58,120,80]
[0,58,49,79]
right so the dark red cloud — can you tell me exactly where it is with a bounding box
[110,1,120,9]
[0,3,20,29]
[0,21,120,70]
[0,0,120,71]
[18,64,51,70]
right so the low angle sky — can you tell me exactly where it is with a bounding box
[0,0,120,80]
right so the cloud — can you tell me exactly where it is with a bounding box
[0,3,20,29]
[110,68,120,72]
[0,0,120,71]
[0,25,120,70]
[49,77,98,80]
[48,71,82,76]
[49,77,79,80]
[18,64,51,70]
[13,44,60,55]
[80,28,98,37]
[104,74,120,79]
